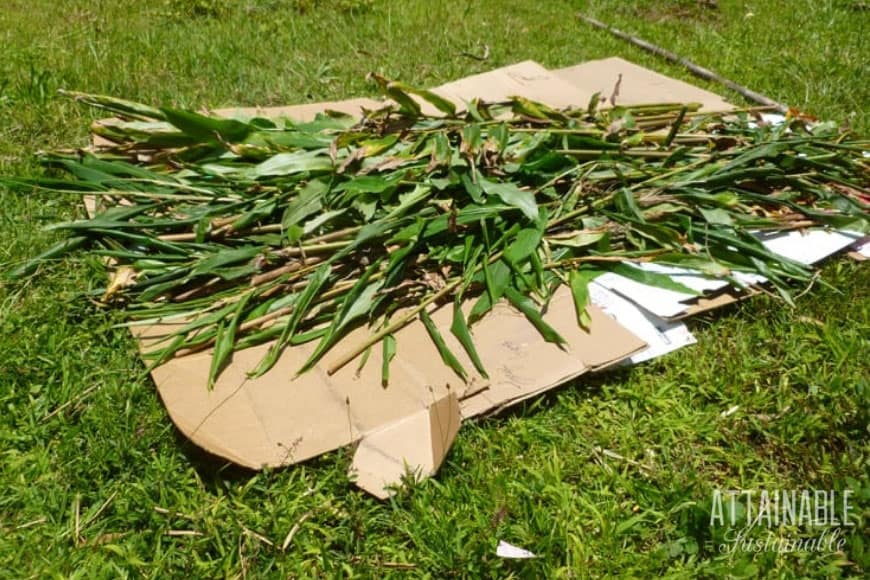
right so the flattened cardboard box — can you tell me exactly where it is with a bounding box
[97,58,742,498]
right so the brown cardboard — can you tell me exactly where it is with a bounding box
[553,57,734,112]
[213,97,382,120]
[458,292,644,418]
[431,60,591,112]
[134,290,644,475]
[91,58,754,497]
[350,392,461,499]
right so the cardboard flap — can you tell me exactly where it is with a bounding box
[350,392,461,499]
[553,57,734,112]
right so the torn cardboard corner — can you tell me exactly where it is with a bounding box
[111,57,747,498]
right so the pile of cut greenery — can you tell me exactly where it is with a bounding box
[6,81,869,387]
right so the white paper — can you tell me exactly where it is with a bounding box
[731,271,767,288]
[496,540,537,559]
[726,229,860,288]
[755,229,861,265]
[760,113,786,126]
[593,271,696,318]
[633,262,731,293]
[589,283,696,364]
[748,113,786,129]
[627,229,861,297]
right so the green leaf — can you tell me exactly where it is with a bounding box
[504,225,544,264]
[381,334,397,387]
[250,264,331,378]
[368,74,422,116]
[189,246,263,280]
[302,209,346,236]
[652,254,732,277]
[462,123,483,155]
[611,263,701,296]
[461,172,484,204]
[470,259,511,323]
[5,236,89,279]
[699,207,735,226]
[420,309,467,382]
[384,184,432,220]
[336,174,398,196]
[586,91,602,116]
[60,90,167,121]
[548,230,605,249]
[714,142,789,174]
[352,193,378,221]
[299,263,384,374]
[569,268,602,331]
[231,199,277,232]
[282,180,327,229]
[389,81,457,116]
[450,300,488,378]
[355,346,373,376]
[161,107,251,143]
[511,96,564,121]
[478,177,538,221]
[503,287,566,346]
[615,188,645,222]
[253,150,333,178]
[208,291,252,389]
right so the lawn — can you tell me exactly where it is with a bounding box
[0,0,867,577]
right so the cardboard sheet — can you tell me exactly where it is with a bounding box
[136,292,643,472]
[430,60,588,112]
[95,57,846,497]
[214,97,382,123]
[122,61,660,496]
[553,57,734,112]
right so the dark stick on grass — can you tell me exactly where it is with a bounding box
[577,14,789,113]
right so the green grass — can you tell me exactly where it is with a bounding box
[0,0,867,577]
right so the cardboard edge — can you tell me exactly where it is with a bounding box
[350,392,461,499]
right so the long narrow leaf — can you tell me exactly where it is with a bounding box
[450,300,488,378]
[420,309,468,382]
[504,286,566,347]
